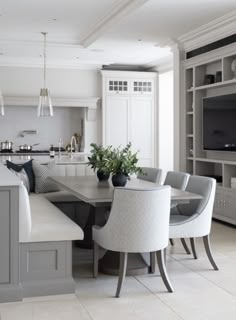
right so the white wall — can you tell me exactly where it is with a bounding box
[158,70,174,173]
[0,106,84,151]
[0,66,100,97]
[0,66,101,151]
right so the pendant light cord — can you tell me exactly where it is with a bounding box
[42,32,47,88]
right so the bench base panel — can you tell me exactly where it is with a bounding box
[0,284,22,303]
[19,241,75,297]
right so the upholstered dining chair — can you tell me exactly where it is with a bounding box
[164,171,190,190]
[164,171,190,248]
[169,175,218,270]
[137,167,163,184]
[93,186,173,297]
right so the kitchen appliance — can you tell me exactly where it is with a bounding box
[0,140,13,151]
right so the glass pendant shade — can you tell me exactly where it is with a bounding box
[38,32,53,117]
[0,90,5,116]
[38,88,53,116]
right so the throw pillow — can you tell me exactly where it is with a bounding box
[32,161,60,193]
[10,168,30,193]
[6,159,35,192]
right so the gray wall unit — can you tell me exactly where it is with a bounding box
[0,186,22,303]
[19,241,75,297]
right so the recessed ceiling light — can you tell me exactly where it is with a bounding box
[76,57,80,59]
[138,39,142,42]
[52,18,57,21]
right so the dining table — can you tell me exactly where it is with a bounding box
[49,175,203,276]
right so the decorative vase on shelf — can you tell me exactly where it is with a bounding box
[111,174,127,187]
[97,169,110,182]
[231,59,236,79]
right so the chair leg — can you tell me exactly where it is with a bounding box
[150,252,156,273]
[169,239,175,246]
[203,235,219,270]
[93,242,99,278]
[115,252,128,298]
[190,237,198,259]
[156,250,174,293]
[181,238,191,255]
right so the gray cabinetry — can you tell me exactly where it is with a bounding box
[0,191,10,284]
[213,187,236,224]
[182,43,236,226]
[0,186,21,302]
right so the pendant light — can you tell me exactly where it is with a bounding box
[0,89,4,116]
[37,32,54,117]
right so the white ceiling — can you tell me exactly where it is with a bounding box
[0,0,235,69]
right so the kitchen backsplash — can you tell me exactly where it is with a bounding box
[0,106,84,151]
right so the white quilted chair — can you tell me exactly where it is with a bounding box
[163,171,190,249]
[169,175,218,270]
[93,186,173,297]
[137,167,163,183]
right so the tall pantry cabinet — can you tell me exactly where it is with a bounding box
[101,70,157,167]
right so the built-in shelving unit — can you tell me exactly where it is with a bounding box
[182,45,236,225]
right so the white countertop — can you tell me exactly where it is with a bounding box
[0,153,89,165]
[0,164,22,186]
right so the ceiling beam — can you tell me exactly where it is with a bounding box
[79,0,149,48]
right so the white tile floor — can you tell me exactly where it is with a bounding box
[0,220,236,320]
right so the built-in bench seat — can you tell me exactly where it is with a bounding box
[18,184,84,298]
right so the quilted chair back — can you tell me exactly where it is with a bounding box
[177,175,216,236]
[137,167,163,184]
[164,171,190,190]
[96,186,171,253]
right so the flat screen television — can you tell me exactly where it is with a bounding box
[203,93,236,151]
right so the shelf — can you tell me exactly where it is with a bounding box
[191,79,236,91]
[186,111,193,115]
[186,134,194,138]
[187,157,194,160]
[195,157,236,165]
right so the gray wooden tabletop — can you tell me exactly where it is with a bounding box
[50,176,202,204]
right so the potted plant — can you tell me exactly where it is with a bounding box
[87,143,112,181]
[108,143,143,187]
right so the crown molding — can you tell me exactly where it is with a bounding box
[0,58,104,70]
[79,0,148,47]
[143,54,173,71]
[4,96,100,109]
[178,10,236,51]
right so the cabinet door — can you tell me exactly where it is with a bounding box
[106,79,130,95]
[213,189,224,217]
[131,79,154,95]
[224,189,236,220]
[0,191,10,284]
[104,96,130,147]
[130,97,154,167]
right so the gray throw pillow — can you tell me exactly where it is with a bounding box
[32,161,60,194]
[10,168,30,193]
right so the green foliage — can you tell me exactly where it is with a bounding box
[107,143,143,178]
[87,143,112,174]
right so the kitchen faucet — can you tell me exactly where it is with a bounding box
[70,135,77,159]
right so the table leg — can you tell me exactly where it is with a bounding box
[76,205,95,249]
[76,204,110,249]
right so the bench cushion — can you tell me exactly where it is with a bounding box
[20,194,84,243]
